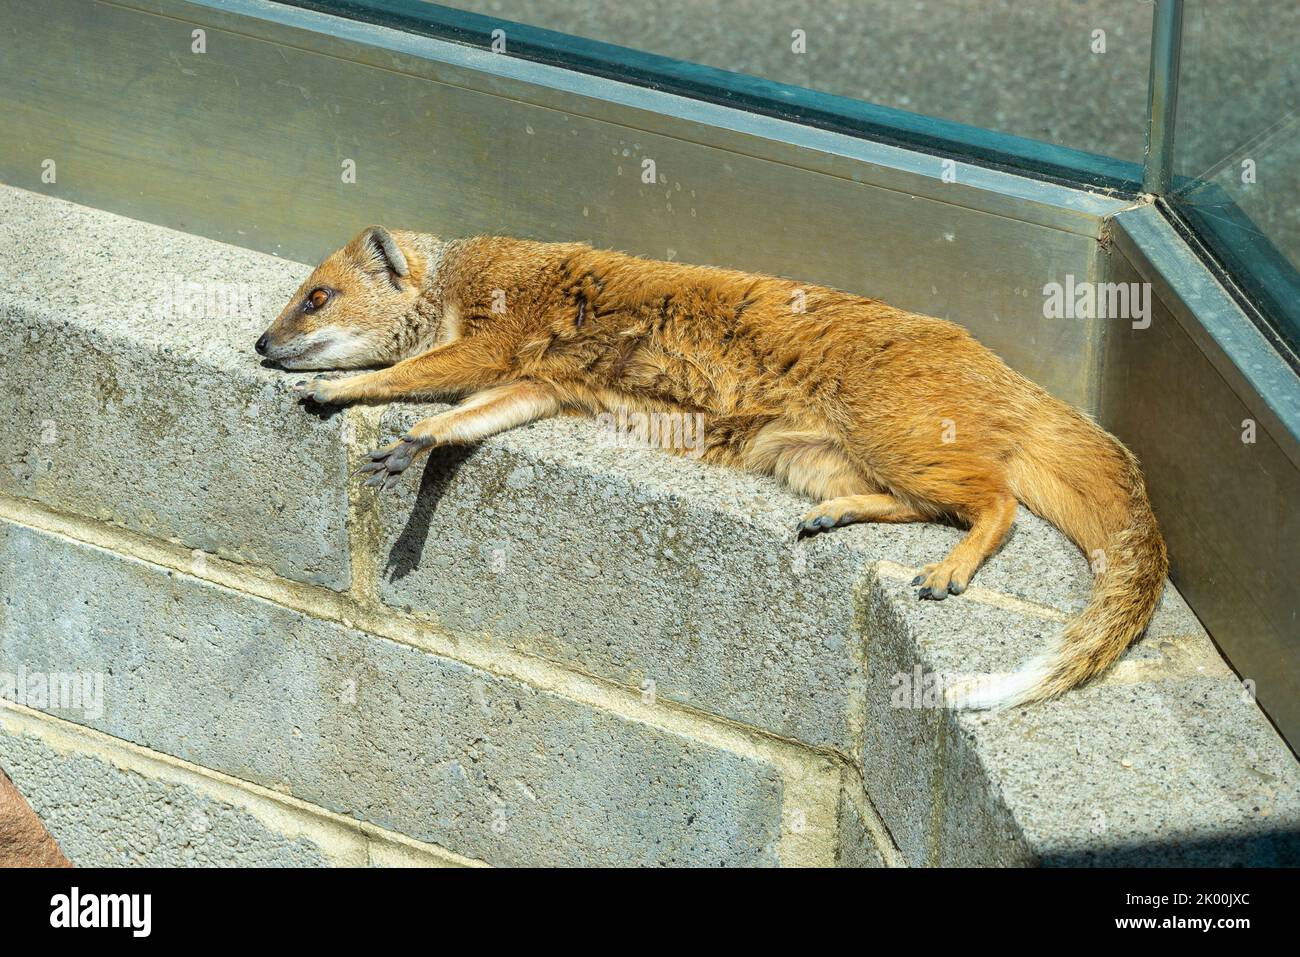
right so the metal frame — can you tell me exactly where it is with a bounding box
[1142,0,1185,196]
[1112,208,1300,459]
[283,0,1146,194]
[115,0,1134,236]
[1102,205,1300,745]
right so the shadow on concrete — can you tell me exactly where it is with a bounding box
[1041,823,1300,867]
[297,399,344,422]
[384,444,476,583]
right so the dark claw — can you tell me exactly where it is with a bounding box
[293,375,330,403]
[948,581,966,596]
[918,585,948,601]
[797,514,841,538]
[357,436,431,492]
[911,575,924,586]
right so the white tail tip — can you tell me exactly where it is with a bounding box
[945,657,1053,710]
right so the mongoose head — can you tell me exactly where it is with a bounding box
[256,226,433,369]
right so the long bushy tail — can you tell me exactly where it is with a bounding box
[949,414,1169,710]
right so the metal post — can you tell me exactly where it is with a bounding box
[1143,0,1185,195]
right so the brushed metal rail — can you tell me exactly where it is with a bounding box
[1099,205,1299,749]
[1142,0,1185,195]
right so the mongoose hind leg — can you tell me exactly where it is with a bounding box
[912,491,1017,600]
[797,493,926,537]
[745,423,929,537]
[742,423,886,532]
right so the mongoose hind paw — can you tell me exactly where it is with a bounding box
[356,435,434,492]
[796,514,840,538]
[914,561,971,601]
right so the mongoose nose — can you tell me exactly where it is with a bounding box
[255,334,270,356]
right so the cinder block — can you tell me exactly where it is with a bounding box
[0,759,69,866]
[0,521,785,866]
[944,678,1300,867]
[370,403,1114,753]
[862,573,1300,866]
[0,186,350,589]
[374,404,878,752]
[836,791,886,867]
[0,726,341,867]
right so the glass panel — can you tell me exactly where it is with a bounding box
[445,0,1153,159]
[1172,0,1300,359]
[285,0,1148,190]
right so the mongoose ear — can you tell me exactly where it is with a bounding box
[361,225,410,278]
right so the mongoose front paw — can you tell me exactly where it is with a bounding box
[355,434,435,491]
[292,375,339,404]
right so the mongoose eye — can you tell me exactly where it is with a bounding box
[305,288,331,311]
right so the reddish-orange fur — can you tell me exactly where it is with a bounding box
[259,227,1169,708]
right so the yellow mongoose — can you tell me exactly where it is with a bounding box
[256,226,1168,709]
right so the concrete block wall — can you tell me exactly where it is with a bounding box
[1,183,1297,866]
